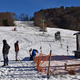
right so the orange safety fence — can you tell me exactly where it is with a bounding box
[37,55,49,73]
[52,53,80,70]
[34,52,80,75]
[49,54,80,75]
[33,53,43,63]
[33,53,49,74]
[52,53,80,61]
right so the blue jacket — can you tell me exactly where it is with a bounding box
[32,49,39,60]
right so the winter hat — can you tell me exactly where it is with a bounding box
[3,39,7,44]
[16,40,19,43]
[30,48,32,51]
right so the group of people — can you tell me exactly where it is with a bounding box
[2,39,19,67]
[2,39,39,67]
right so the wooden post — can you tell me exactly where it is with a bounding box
[67,45,69,55]
[47,50,52,76]
[77,35,78,50]
[40,46,42,53]
[65,63,67,70]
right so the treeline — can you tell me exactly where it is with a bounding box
[0,12,14,26]
[0,12,34,26]
[11,13,34,21]
[34,6,80,31]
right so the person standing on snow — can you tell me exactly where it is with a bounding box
[29,49,39,60]
[14,41,19,61]
[2,39,10,66]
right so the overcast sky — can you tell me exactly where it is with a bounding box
[0,0,80,17]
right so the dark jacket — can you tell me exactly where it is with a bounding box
[2,40,10,54]
[14,41,19,52]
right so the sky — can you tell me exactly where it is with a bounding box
[0,0,80,17]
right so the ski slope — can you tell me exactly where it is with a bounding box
[0,21,80,80]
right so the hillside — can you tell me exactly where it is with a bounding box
[34,6,80,31]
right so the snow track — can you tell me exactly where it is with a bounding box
[0,27,44,79]
[0,60,42,79]
[0,21,80,80]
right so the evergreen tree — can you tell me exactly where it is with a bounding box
[3,19,9,26]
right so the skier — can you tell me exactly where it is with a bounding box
[29,49,39,60]
[2,39,10,66]
[14,41,19,61]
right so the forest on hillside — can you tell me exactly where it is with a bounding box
[0,12,34,26]
[34,6,80,31]
[1,6,80,30]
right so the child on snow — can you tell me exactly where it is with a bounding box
[29,48,39,60]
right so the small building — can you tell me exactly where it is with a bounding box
[73,31,80,58]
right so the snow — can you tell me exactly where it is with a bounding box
[0,21,80,80]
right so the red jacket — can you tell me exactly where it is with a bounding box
[14,42,19,52]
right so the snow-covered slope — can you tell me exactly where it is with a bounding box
[0,21,80,80]
[14,21,34,27]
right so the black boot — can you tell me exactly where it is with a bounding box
[16,59,19,61]
[2,64,6,67]
[7,63,8,65]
